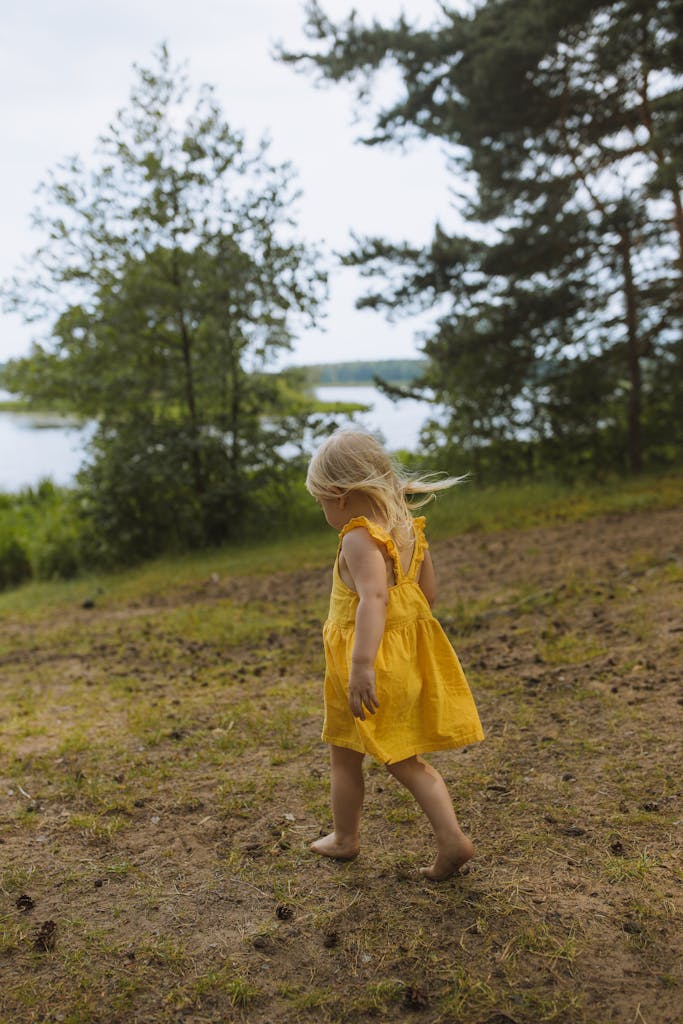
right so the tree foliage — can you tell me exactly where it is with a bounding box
[2,46,327,560]
[282,0,683,476]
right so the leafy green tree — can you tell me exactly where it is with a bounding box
[2,46,326,560]
[281,0,683,476]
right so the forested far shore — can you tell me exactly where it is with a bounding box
[301,359,426,386]
[0,358,427,404]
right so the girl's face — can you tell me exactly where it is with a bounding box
[318,495,347,531]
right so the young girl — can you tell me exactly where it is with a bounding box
[306,429,484,881]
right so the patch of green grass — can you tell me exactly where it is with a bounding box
[184,968,260,1008]
[439,966,497,1019]
[346,978,405,1014]
[539,628,609,665]
[508,920,581,969]
[425,470,683,538]
[0,866,36,894]
[66,812,128,842]
[0,916,27,954]
[279,983,335,1010]
[604,851,659,883]
[507,988,586,1022]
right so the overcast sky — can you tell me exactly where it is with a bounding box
[0,0,460,369]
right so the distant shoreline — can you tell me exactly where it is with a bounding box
[1,358,427,411]
[302,358,426,388]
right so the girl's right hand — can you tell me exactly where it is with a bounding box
[348,662,379,720]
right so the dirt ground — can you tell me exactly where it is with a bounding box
[0,505,682,1023]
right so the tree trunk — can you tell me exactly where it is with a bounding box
[229,341,241,478]
[672,182,683,298]
[177,314,205,492]
[171,250,205,498]
[620,228,642,474]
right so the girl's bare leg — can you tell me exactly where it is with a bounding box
[311,745,364,860]
[387,755,473,880]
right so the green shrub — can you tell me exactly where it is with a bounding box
[0,481,86,587]
[31,521,82,580]
[76,422,318,566]
[0,532,32,590]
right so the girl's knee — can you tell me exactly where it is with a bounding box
[386,755,422,780]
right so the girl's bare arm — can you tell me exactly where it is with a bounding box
[340,528,388,720]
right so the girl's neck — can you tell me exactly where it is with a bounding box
[339,492,412,545]
[341,491,386,528]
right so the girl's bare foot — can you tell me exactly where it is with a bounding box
[310,831,359,861]
[420,834,474,881]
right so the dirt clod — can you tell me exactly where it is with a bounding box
[402,984,429,1010]
[33,921,57,952]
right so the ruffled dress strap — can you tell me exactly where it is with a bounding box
[407,515,428,581]
[338,515,429,583]
[338,515,405,581]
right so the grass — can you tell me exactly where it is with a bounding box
[0,473,681,1023]
[1,469,682,617]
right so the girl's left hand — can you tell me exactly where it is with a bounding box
[348,663,379,720]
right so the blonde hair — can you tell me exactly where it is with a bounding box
[306,429,465,536]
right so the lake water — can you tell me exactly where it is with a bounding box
[0,386,436,492]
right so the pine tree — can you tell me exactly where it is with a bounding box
[282,0,683,475]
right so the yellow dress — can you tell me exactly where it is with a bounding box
[321,515,485,764]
